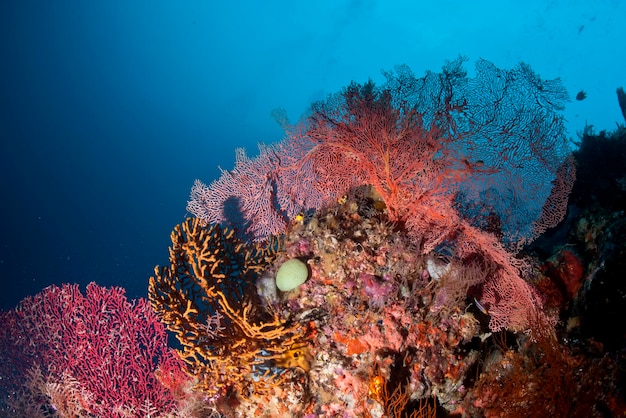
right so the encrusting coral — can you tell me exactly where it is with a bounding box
[150,187,493,416]
[266,186,486,416]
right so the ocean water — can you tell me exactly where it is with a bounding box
[1,0,624,309]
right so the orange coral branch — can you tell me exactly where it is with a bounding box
[148,218,302,398]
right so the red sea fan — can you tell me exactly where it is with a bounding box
[189,58,572,250]
[188,58,574,332]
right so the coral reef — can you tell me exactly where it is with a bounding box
[517,125,626,417]
[145,186,475,414]
[532,126,626,349]
[59,64,626,417]
[148,218,305,402]
[5,59,625,417]
[170,59,607,416]
[469,314,616,418]
[159,188,512,415]
[189,59,576,334]
[155,181,624,416]
[268,187,485,415]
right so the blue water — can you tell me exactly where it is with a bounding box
[1,1,625,309]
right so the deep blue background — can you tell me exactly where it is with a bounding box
[1,1,625,309]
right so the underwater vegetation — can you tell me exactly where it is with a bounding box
[1,59,624,417]
[0,283,202,417]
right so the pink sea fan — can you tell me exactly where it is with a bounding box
[0,283,185,417]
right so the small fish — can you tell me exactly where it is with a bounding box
[474,298,488,315]
[576,90,587,101]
